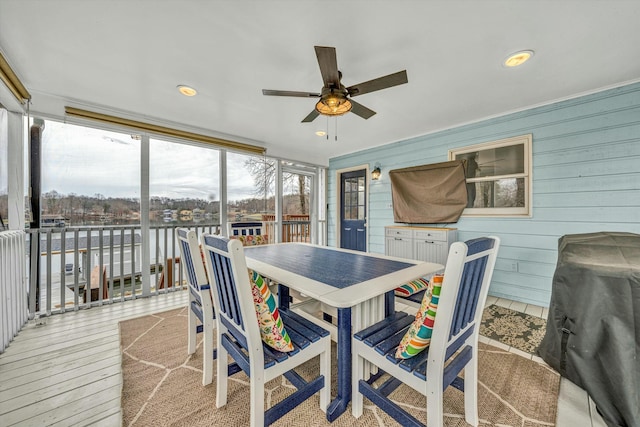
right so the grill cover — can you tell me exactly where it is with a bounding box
[538,232,640,427]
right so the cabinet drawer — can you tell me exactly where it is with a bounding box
[413,229,447,242]
[385,227,412,238]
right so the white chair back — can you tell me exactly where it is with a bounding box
[176,228,215,385]
[200,233,332,427]
[352,236,500,427]
[228,221,264,238]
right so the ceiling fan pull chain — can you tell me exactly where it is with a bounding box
[335,117,338,142]
[326,115,329,141]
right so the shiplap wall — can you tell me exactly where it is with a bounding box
[328,82,640,307]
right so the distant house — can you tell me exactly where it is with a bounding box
[192,208,204,221]
[163,209,177,222]
[41,215,69,228]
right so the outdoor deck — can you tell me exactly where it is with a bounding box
[0,292,604,426]
[0,292,185,426]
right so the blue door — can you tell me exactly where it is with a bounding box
[340,169,366,251]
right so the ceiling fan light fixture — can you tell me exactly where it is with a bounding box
[503,50,534,67]
[315,95,352,116]
[177,85,197,96]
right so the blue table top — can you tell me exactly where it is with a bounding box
[245,244,415,289]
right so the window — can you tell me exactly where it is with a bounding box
[227,152,275,223]
[281,161,312,217]
[281,161,314,243]
[149,138,220,226]
[343,175,365,221]
[449,134,532,217]
[40,120,141,226]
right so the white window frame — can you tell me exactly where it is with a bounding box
[448,134,532,217]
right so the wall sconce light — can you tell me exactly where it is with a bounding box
[371,166,381,180]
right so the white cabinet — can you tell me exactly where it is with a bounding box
[385,226,457,265]
[384,227,413,259]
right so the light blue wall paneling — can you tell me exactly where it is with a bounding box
[328,82,640,307]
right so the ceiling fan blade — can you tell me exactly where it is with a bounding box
[301,109,320,123]
[346,70,408,97]
[315,46,340,88]
[262,89,320,97]
[349,99,376,119]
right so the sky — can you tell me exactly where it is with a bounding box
[40,120,260,201]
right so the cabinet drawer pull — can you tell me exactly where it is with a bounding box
[344,227,352,231]
[424,240,435,244]
[357,228,365,232]
[394,237,403,241]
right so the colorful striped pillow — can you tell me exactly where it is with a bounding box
[249,270,294,352]
[395,274,444,359]
[394,277,430,297]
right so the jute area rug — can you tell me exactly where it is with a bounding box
[120,308,559,426]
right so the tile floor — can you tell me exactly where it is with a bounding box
[482,297,608,426]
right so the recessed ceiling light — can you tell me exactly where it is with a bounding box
[503,50,534,67]
[177,85,197,96]
[315,130,326,136]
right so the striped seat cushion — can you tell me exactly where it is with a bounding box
[394,277,430,297]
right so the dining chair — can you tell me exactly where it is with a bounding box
[351,236,500,427]
[176,227,216,386]
[200,233,331,427]
[228,221,313,313]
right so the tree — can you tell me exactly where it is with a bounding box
[66,192,76,216]
[43,190,62,214]
[244,157,309,215]
[81,197,91,221]
[244,157,276,199]
[297,174,307,214]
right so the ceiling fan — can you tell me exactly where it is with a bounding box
[262,46,408,123]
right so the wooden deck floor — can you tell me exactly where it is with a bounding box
[0,292,604,426]
[0,292,187,426]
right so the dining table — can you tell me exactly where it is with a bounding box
[243,242,444,422]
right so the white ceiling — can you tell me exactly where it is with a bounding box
[1,0,640,165]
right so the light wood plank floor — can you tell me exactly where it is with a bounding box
[1,292,604,426]
[0,292,186,426]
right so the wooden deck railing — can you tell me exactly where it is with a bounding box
[261,214,311,243]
